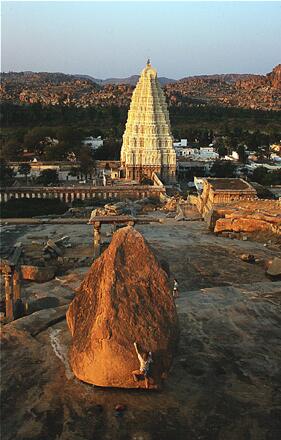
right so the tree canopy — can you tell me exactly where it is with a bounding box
[36,169,59,186]
[210,160,236,178]
[0,159,15,187]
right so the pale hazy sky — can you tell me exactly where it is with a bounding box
[2,1,281,79]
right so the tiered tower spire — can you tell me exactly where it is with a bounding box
[120,61,176,183]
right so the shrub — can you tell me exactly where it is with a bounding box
[0,198,68,218]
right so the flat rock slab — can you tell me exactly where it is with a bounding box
[1,282,281,439]
[6,305,68,336]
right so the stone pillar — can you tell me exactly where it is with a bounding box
[4,270,14,321]
[93,222,101,258]
[81,193,85,201]
[60,193,64,201]
[71,193,75,202]
[4,193,8,202]
[13,269,21,301]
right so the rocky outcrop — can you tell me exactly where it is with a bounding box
[267,257,281,277]
[67,226,178,389]
[214,208,281,236]
[215,217,274,234]
[195,199,281,236]
[267,64,281,89]
[21,265,56,282]
[1,65,280,111]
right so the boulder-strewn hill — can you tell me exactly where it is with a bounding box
[180,73,258,84]
[165,65,281,111]
[1,65,280,110]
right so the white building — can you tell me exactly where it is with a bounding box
[82,136,103,150]
[175,147,199,158]
[270,153,281,162]
[198,147,219,160]
[194,176,205,192]
[14,162,81,182]
[173,139,188,148]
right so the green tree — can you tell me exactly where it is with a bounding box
[93,139,121,160]
[217,145,228,158]
[55,127,83,144]
[237,145,247,163]
[18,163,31,184]
[0,159,15,186]
[251,167,281,186]
[44,141,74,161]
[0,139,22,161]
[23,127,55,154]
[36,169,59,186]
[210,160,236,178]
[78,147,95,179]
[69,166,81,180]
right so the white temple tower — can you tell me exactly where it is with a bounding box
[120,61,176,183]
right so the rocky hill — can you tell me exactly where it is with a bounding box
[165,65,281,111]
[0,72,132,107]
[1,65,280,110]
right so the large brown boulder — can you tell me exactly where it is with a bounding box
[66,226,178,389]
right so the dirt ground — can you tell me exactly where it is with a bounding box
[1,215,280,292]
[1,215,281,440]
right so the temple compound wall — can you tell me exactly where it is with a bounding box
[191,178,281,235]
[0,174,166,204]
[120,61,176,184]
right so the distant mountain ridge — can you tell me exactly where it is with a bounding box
[1,70,278,86]
[1,65,280,111]
[73,74,176,86]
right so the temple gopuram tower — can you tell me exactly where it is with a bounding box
[120,61,176,183]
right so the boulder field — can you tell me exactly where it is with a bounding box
[66,226,179,389]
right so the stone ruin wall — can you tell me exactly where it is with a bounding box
[195,180,258,221]
[0,183,166,204]
[189,180,281,236]
[190,179,281,236]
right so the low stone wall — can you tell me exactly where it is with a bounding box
[0,183,166,204]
